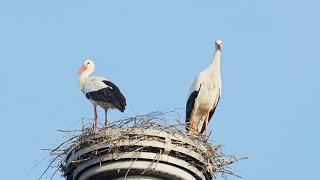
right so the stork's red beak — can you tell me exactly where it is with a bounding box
[217,44,222,51]
[78,65,87,75]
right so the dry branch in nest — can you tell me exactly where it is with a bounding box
[42,111,246,180]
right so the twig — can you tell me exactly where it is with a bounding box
[41,110,246,179]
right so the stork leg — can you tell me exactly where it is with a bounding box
[190,120,194,131]
[93,105,98,130]
[188,120,197,139]
[204,117,208,135]
[191,110,198,134]
[189,120,194,133]
[104,109,108,127]
[204,112,210,135]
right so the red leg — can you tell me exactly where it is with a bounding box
[191,110,197,134]
[104,109,108,127]
[93,105,98,130]
[204,112,209,135]
[188,120,197,139]
[189,120,194,133]
[204,117,208,135]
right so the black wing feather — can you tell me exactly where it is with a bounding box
[185,85,201,131]
[85,80,126,112]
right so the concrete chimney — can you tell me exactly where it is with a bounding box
[63,128,213,180]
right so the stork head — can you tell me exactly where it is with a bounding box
[215,40,223,51]
[78,59,95,77]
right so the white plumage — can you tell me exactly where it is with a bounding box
[186,40,223,134]
[79,76,109,94]
[78,59,126,130]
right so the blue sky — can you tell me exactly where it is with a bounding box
[0,0,319,179]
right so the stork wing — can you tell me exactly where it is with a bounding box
[85,80,126,112]
[185,84,202,131]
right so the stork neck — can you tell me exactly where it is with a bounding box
[78,68,94,80]
[78,72,89,80]
[78,73,89,91]
[210,49,221,75]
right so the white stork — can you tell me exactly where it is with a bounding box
[186,40,223,134]
[77,59,126,129]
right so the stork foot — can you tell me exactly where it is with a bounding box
[93,118,98,131]
[104,109,108,128]
[200,135,208,142]
[93,105,98,131]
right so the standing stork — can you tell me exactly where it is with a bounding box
[186,40,223,134]
[77,59,126,130]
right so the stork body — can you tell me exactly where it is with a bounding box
[186,40,223,134]
[78,60,126,130]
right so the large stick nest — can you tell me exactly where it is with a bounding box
[42,111,246,180]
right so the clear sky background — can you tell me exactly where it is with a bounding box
[0,0,319,179]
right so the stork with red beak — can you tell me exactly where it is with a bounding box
[77,59,126,130]
[186,40,223,135]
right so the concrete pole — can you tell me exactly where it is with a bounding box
[64,128,213,180]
